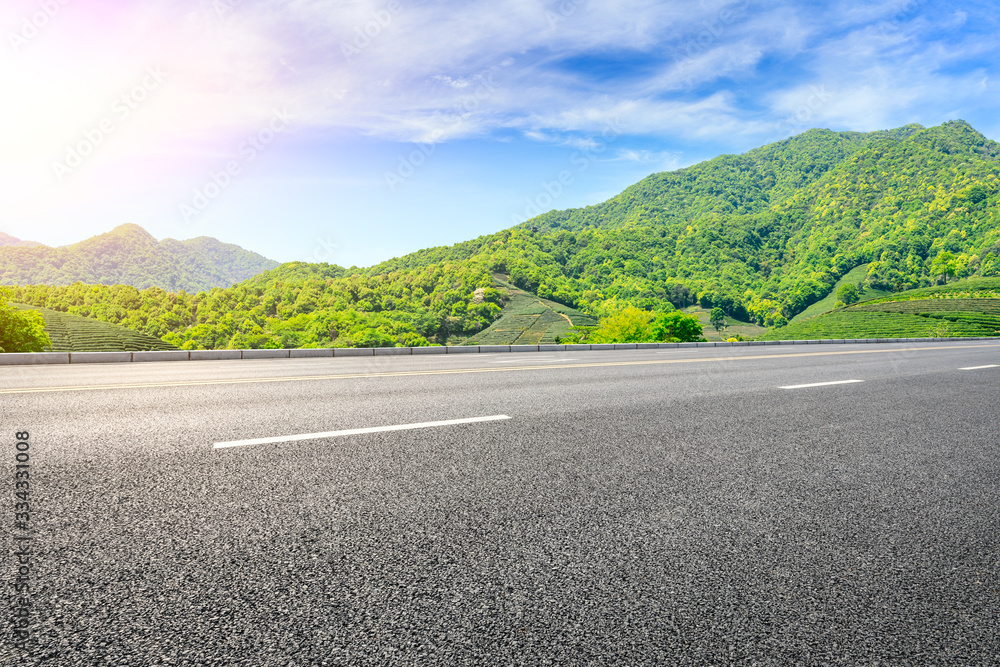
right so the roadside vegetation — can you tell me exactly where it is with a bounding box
[462,278,597,345]
[0,291,50,353]
[15,304,178,352]
[759,278,1000,340]
[559,303,704,344]
[681,306,765,341]
[9,262,504,350]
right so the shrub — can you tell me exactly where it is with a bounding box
[0,294,51,353]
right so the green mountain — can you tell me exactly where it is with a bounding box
[8,120,1000,348]
[0,232,43,248]
[0,224,279,292]
[369,120,1000,326]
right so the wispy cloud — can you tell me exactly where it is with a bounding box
[5,0,998,163]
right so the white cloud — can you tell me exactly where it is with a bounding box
[947,11,969,28]
[3,0,998,192]
[760,8,998,137]
[614,149,685,171]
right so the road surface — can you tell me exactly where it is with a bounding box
[2,341,999,664]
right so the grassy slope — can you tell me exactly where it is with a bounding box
[852,277,1000,302]
[759,278,1000,340]
[15,303,178,352]
[681,306,765,341]
[790,265,891,322]
[462,278,597,345]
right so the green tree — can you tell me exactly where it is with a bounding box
[590,306,652,343]
[0,295,51,353]
[709,307,726,331]
[651,311,703,342]
[835,283,859,305]
[931,251,957,282]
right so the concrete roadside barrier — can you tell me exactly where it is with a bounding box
[242,349,290,359]
[333,348,374,357]
[190,350,242,361]
[412,346,447,355]
[0,352,70,365]
[375,347,412,355]
[290,348,333,358]
[70,352,132,364]
[133,350,190,362]
[2,336,996,365]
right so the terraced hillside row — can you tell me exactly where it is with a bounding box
[789,264,892,323]
[760,310,995,340]
[759,279,1000,340]
[857,277,1000,303]
[464,279,598,345]
[15,304,179,352]
[681,306,765,341]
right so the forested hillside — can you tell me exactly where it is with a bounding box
[16,304,179,352]
[370,120,1000,327]
[0,224,279,291]
[8,120,1000,349]
[9,262,504,349]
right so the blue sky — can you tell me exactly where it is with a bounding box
[2,0,999,266]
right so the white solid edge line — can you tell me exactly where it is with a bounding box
[492,358,576,364]
[213,415,511,449]
[779,379,865,390]
[959,364,999,370]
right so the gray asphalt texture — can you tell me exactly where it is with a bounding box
[2,341,999,665]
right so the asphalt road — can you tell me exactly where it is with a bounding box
[2,341,1000,665]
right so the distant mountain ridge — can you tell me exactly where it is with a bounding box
[0,232,43,248]
[0,224,279,292]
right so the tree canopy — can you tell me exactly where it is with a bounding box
[0,291,50,353]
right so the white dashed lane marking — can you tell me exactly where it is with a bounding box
[213,415,512,449]
[779,379,864,390]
